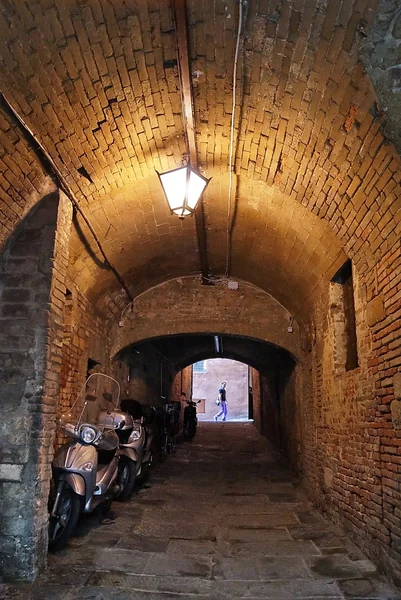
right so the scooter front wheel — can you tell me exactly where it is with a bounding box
[48,486,81,552]
[116,457,137,502]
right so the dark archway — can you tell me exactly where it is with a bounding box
[117,332,297,372]
[118,332,297,458]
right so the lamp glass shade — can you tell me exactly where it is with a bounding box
[187,170,208,209]
[158,165,209,217]
[159,167,187,213]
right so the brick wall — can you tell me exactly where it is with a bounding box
[171,367,192,403]
[259,369,281,448]
[0,190,72,580]
[112,276,299,359]
[0,104,56,250]
[250,368,261,432]
[1,0,401,586]
[255,354,299,471]
[57,284,116,407]
[171,366,193,431]
[55,289,177,438]
[269,259,401,585]
[121,344,176,408]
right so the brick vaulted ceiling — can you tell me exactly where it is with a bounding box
[0,1,401,316]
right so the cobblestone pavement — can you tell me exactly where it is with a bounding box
[2,422,401,599]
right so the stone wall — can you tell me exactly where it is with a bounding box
[0,191,72,580]
[362,1,401,154]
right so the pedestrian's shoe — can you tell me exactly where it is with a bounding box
[213,416,218,422]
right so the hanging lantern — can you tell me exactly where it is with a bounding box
[157,164,210,219]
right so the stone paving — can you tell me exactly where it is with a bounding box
[1,422,401,599]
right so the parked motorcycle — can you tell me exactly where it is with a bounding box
[98,399,155,500]
[48,374,122,551]
[169,401,181,451]
[157,402,178,462]
[183,398,201,439]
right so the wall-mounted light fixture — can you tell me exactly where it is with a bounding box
[157,164,210,219]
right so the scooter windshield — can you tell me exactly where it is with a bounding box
[58,373,121,435]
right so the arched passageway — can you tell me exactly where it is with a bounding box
[192,358,250,422]
[117,332,298,457]
[1,0,401,592]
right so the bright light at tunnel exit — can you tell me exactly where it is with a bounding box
[157,165,210,219]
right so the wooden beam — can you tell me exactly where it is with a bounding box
[173,0,209,282]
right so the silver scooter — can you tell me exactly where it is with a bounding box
[98,399,155,501]
[48,374,122,551]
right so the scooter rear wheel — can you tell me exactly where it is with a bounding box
[167,434,176,453]
[48,486,81,552]
[116,457,136,502]
[184,422,196,439]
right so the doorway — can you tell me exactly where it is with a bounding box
[192,358,250,421]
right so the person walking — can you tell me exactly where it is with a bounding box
[214,382,228,422]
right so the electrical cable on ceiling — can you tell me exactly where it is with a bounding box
[225,0,244,279]
[176,42,190,166]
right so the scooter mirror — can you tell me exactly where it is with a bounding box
[85,393,98,402]
[102,392,113,402]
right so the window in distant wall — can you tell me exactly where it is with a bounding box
[331,259,358,371]
[193,360,207,373]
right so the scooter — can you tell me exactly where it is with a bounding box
[98,399,155,501]
[183,398,201,439]
[48,374,122,551]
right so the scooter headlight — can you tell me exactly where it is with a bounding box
[128,425,142,442]
[80,426,97,444]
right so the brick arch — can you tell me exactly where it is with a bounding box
[178,349,260,371]
[111,276,300,360]
[0,0,399,320]
[69,177,347,316]
[153,334,298,372]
